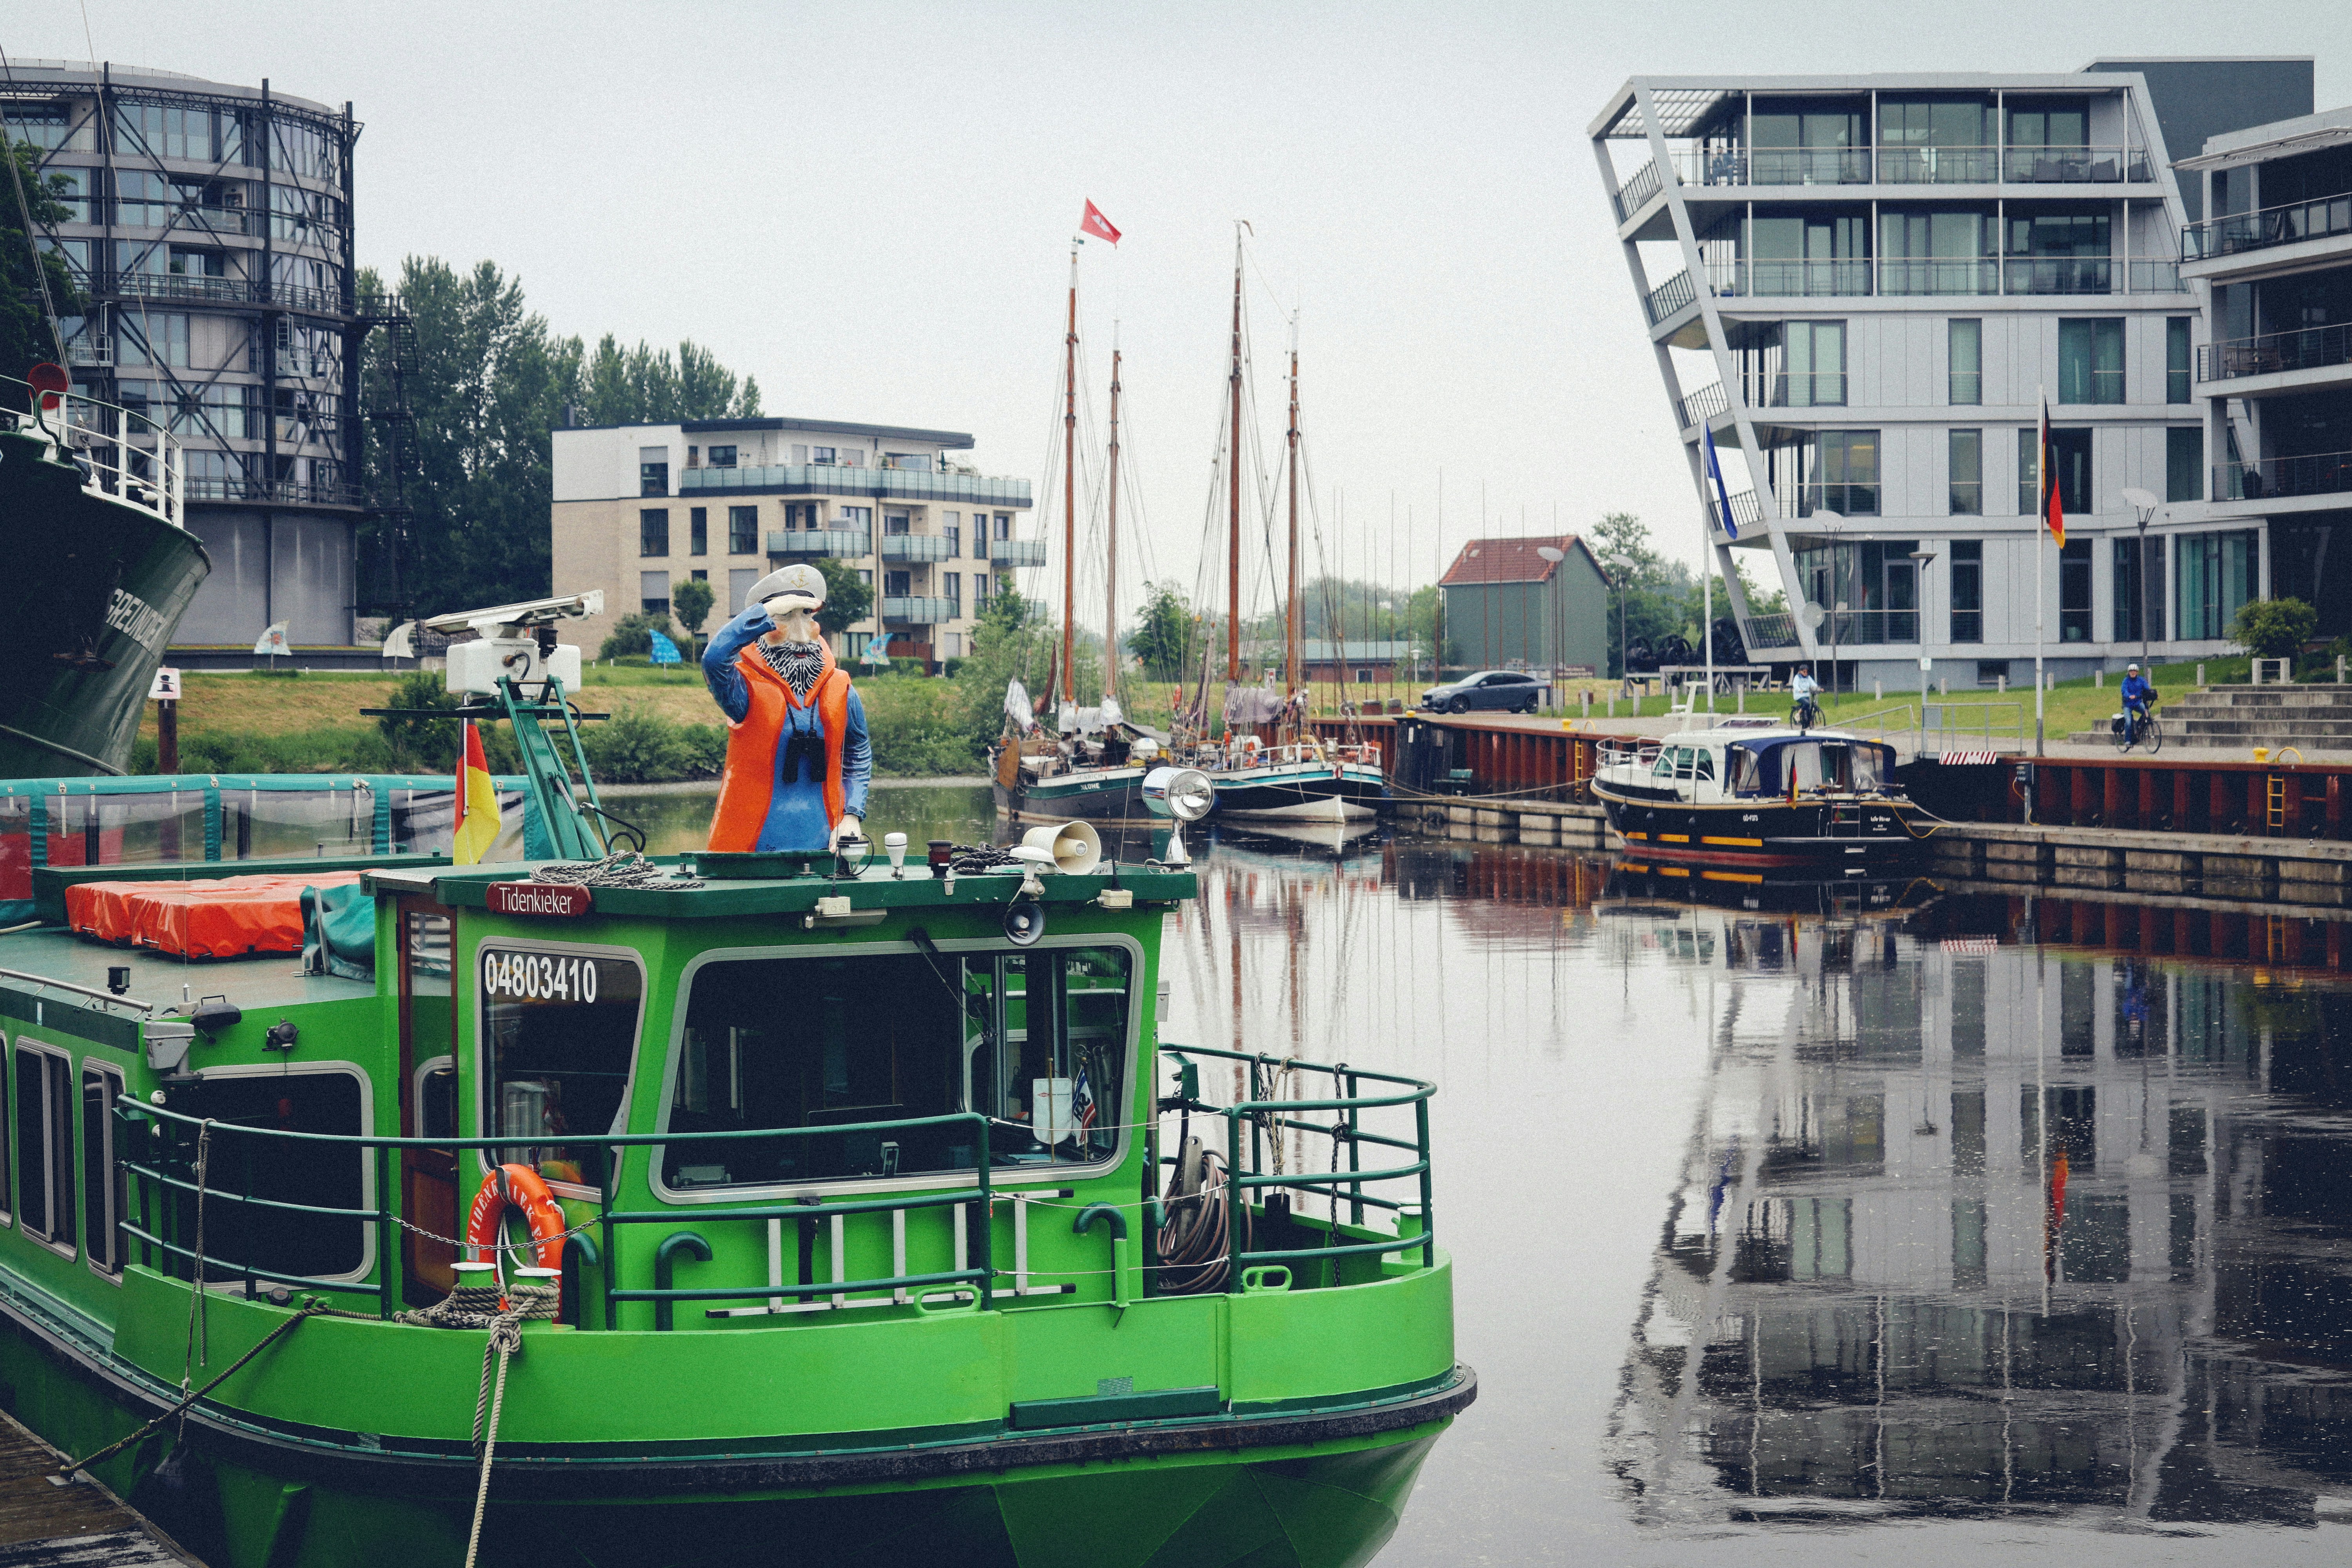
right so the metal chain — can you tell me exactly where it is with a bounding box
[532,851,702,889]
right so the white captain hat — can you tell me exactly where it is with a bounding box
[749,563,826,612]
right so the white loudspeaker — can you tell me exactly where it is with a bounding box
[1020,820,1102,877]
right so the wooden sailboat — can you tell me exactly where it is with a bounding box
[993,248,1163,822]
[1195,236,1385,822]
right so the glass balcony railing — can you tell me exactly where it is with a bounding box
[882,595,959,624]
[1875,145,2002,184]
[982,536,1049,568]
[764,528,870,557]
[2184,191,2352,260]
[2002,145,2151,184]
[1747,147,1873,185]
[1781,482,1880,518]
[2216,449,2352,502]
[1879,257,2001,296]
[2200,323,2352,383]
[879,533,959,563]
[2002,257,2112,295]
[1710,258,1874,298]
[686,464,1033,507]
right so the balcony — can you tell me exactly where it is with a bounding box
[982,536,1048,568]
[1811,608,1918,644]
[1674,381,1728,428]
[1708,488,1764,532]
[1748,147,1873,186]
[2216,449,2352,503]
[1709,258,1873,298]
[2002,257,2112,295]
[183,476,363,508]
[1642,270,1696,325]
[2183,190,2352,261]
[1742,611,1799,648]
[1875,146,2002,185]
[1612,159,1663,221]
[684,463,1032,508]
[1767,372,1846,408]
[105,272,348,316]
[1880,257,2001,296]
[2200,323,2352,383]
[765,528,869,557]
[879,533,958,563]
[2002,146,2150,184]
[882,595,958,624]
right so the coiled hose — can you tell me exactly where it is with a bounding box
[1155,1146,1250,1294]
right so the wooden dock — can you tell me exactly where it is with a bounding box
[0,1412,192,1568]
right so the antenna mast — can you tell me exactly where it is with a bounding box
[1227,225,1244,687]
[1285,325,1302,707]
[1061,245,1078,710]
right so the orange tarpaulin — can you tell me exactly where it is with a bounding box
[65,872,365,958]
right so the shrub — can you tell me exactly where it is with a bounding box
[598,612,675,661]
[375,670,461,769]
[2230,597,2318,661]
[581,708,692,783]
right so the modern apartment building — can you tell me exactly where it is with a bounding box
[1591,62,2315,689]
[2,60,371,646]
[550,417,1039,670]
[2181,102,2352,627]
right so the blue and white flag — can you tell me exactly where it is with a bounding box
[648,629,681,665]
[1070,1065,1097,1140]
[1702,423,1739,540]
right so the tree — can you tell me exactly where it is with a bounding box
[1128,581,1199,681]
[812,558,873,639]
[2232,596,2318,661]
[581,333,761,424]
[1586,511,1699,676]
[597,610,673,661]
[670,576,714,659]
[0,141,88,387]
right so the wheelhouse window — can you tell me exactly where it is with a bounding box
[169,1069,367,1281]
[14,1046,72,1250]
[481,948,643,1188]
[662,945,1133,1190]
[81,1063,127,1276]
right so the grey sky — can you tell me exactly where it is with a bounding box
[16,0,2352,628]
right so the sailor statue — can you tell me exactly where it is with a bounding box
[702,564,871,854]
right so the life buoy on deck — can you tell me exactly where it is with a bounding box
[465,1162,570,1272]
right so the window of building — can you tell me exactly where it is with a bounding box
[686,446,698,468]
[728,568,760,614]
[995,514,1012,541]
[858,569,873,587]
[81,1063,126,1276]
[1949,429,1983,514]
[1779,321,1846,405]
[689,507,708,557]
[2167,426,2203,503]
[810,446,837,465]
[1809,430,1879,515]
[2114,535,2165,644]
[728,505,759,555]
[15,1045,74,1252]
[690,569,708,583]
[639,509,669,557]
[944,523,961,557]
[708,445,737,468]
[2060,538,2092,642]
[840,506,873,540]
[2005,211,2111,295]
[2058,319,2123,404]
[1750,212,1871,295]
[885,513,911,535]
[641,571,670,617]
[1949,318,1982,403]
[1976,659,2011,686]
[481,947,644,1192]
[2166,319,2191,403]
[117,312,189,368]
[943,572,962,612]
[659,944,1131,1190]
[2176,530,2258,641]
[1949,540,1983,643]
[2018,426,2092,514]
[639,446,669,497]
[884,570,911,598]
[1877,96,1995,181]
[1879,209,1996,294]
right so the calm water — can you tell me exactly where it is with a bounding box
[633,785,2352,1564]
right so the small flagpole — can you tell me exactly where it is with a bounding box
[2035,385,2047,757]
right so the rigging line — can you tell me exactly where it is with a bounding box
[0,47,67,363]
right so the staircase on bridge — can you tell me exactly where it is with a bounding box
[2067,684,2352,753]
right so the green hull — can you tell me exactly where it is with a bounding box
[0,427,210,776]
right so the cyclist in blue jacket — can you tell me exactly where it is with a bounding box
[2120,663,2158,739]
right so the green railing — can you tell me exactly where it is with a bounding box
[115,1100,999,1327]
[1156,1046,1435,1291]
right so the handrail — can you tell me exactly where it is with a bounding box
[0,370,186,529]
[2184,189,2352,260]
[0,965,160,1015]
[116,1099,1007,1325]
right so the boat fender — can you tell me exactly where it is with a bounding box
[465,1163,570,1272]
[1240,735,1261,762]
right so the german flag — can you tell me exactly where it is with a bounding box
[451,719,501,866]
[2039,392,2067,548]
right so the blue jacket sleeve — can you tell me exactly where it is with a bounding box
[840,688,872,819]
[701,604,772,724]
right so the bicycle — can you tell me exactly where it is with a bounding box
[1792,696,1820,733]
[2111,704,2161,753]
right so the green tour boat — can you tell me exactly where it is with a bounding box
[0,600,1470,1568]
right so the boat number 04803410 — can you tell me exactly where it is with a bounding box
[482,950,600,1004]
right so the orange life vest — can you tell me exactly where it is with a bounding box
[709,640,851,852]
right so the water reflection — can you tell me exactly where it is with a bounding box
[1614,891,2352,1532]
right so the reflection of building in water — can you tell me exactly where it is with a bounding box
[1615,907,2352,1528]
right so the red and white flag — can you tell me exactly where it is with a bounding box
[1079,200,1121,246]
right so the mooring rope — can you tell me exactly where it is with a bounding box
[462,1308,530,1568]
[532,851,702,890]
[178,1122,212,1400]
[55,1301,325,1483]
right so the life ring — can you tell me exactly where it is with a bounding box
[465,1163,569,1272]
[1240,735,1262,761]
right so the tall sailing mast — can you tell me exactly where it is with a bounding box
[1285,330,1302,706]
[1105,339,1122,706]
[1061,245,1079,711]
[1226,226,1244,688]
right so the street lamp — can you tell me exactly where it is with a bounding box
[1909,547,1937,752]
[1810,509,1845,693]
[1604,553,1637,699]
[1537,545,1566,713]
[2120,486,2162,673]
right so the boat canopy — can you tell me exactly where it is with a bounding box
[1722,735,1896,797]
